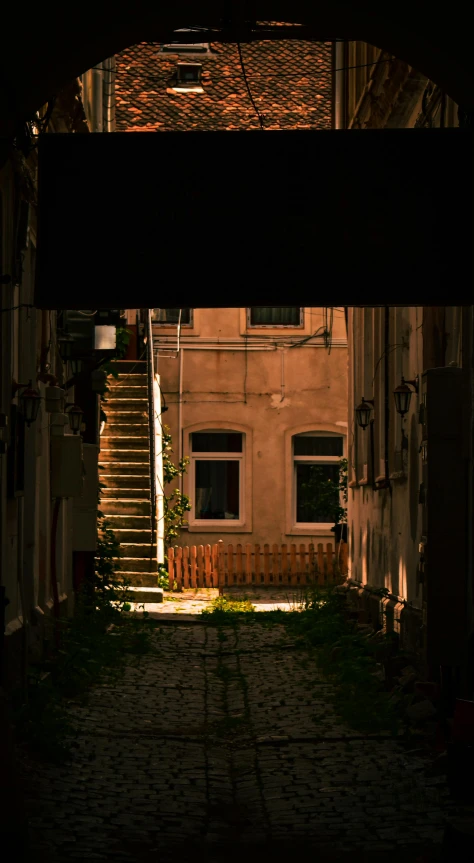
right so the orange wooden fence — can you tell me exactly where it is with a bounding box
[167,542,348,591]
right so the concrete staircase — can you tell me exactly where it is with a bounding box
[99,360,163,603]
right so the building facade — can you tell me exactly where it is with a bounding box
[0,78,111,689]
[340,41,473,698]
[140,306,347,551]
[113,33,347,555]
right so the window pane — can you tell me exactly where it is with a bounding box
[195,460,239,519]
[294,436,343,456]
[296,463,340,523]
[152,308,191,324]
[192,432,242,452]
[250,307,300,325]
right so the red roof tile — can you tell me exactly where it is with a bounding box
[115,39,333,132]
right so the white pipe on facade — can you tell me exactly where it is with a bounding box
[178,347,184,495]
[154,341,347,351]
[154,372,165,564]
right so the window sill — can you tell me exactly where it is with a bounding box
[289,526,337,536]
[188,523,251,533]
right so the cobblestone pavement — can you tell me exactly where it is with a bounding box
[19,618,464,862]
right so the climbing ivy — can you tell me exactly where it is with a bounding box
[156,426,191,590]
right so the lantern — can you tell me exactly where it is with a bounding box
[66,404,84,435]
[20,381,41,427]
[355,397,374,430]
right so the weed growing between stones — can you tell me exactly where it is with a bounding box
[201,596,256,619]
[12,514,159,764]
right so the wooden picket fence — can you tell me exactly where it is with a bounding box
[167,542,348,591]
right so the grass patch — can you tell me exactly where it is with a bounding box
[201,595,256,621]
[281,587,402,735]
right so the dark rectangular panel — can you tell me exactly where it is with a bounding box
[35,130,473,309]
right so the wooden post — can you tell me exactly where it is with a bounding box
[236,543,243,584]
[245,543,252,585]
[317,543,325,585]
[299,544,306,585]
[326,543,334,582]
[211,544,218,589]
[254,543,261,584]
[168,546,176,590]
[264,544,270,585]
[205,544,212,588]
[218,542,225,593]
[227,543,234,587]
[281,543,288,585]
[308,542,315,586]
[197,545,204,588]
[190,545,197,588]
[290,544,298,586]
[183,545,190,589]
[175,546,183,593]
[340,541,349,576]
[271,543,279,585]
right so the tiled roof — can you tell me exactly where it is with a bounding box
[115,39,333,131]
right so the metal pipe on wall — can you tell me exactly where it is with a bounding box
[334,39,345,130]
[178,347,184,495]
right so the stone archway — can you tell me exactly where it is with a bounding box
[1,1,473,136]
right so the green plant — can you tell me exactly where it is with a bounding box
[12,477,157,763]
[162,426,191,547]
[299,457,348,525]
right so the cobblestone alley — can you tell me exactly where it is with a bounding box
[19,617,465,862]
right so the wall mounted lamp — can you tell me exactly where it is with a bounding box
[394,376,419,417]
[355,397,374,430]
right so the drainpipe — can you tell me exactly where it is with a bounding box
[334,39,345,130]
[384,306,390,486]
[178,347,184,495]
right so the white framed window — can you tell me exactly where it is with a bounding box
[152,308,193,326]
[293,432,344,527]
[248,307,303,328]
[190,431,244,525]
[161,29,210,54]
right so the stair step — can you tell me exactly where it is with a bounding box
[120,543,157,558]
[104,424,148,436]
[101,499,150,516]
[112,529,152,543]
[98,463,149,476]
[100,476,150,489]
[104,400,148,411]
[115,557,158,572]
[104,514,151,528]
[101,488,151,499]
[121,585,164,602]
[102,410,148,422]
[114,373,148,381]
[110,361,148,374]
[99,449,149,462]
[100,436,149,450]
[107,386,148,399]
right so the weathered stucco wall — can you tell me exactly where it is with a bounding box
[154,307,348,549]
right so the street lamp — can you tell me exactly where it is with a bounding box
[19,381,41,427]
[355,397,374,430]
[66,404,84,434]
[393,376,419,417]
